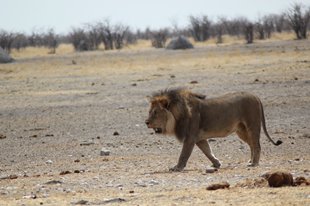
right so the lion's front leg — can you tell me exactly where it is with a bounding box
[169,139,195,172]
[196,140,221,168]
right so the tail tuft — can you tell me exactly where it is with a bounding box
[275,140,283,146]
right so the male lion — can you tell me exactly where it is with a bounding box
[145,88,282,172]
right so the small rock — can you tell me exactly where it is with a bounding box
[0,134,6,139]
[30,134,38,138]
[74,159,80,163]
[46,160,53,164]
[131,83,137,86]
[45,180,63,185]
[100,149,110,156]
[9,174,18,179]
[113,131,119,136]
[190,80,198,84]
[302,133,310,138]
[23,193,37,199]
[206,168,218,173]
[170,75,175,78]
[266,171,294,187]
[129,190,134,194]
[73,200,88,205]
[0,174,18,180]
[101,198,126,204]
[72,60,77,65]
[45,134,54,137]
[206,182,230,190]
[149,179,159,185]
[60,171,71,175]
[80,141,95,146]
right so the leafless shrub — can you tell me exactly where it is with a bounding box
[124,30,137,45]
[255,19,265,40]
[96,20,114,50]
[136,27,152,40]
[244,22,254,44]
[113,24,130,49]
[69,28,90,51]
[12,33,29,51]
[286,3,310,39]
[0,30,15,53]
[85,23,101,50]
[269,13,290,33]
[28,30,45,47]
[262,16,274,39]
[213,22,224,44]
[189,15,212,41]
[151,29,169,48]
[44,29,58,54]
[219,17,247,37]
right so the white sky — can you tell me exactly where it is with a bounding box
[1,0,309,34]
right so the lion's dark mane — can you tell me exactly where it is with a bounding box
[152,88,205,142]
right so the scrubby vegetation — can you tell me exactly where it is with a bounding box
[0,2,309,55]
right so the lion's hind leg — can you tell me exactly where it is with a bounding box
[196,140,221,168]
[246,129,261,167]
[236,123,260,167]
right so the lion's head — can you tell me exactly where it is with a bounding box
[145,97,176,135]
[145,88,205,138]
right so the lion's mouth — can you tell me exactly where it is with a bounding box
[154,128,163,134]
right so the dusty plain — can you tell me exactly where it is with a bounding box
[0,38,310,205]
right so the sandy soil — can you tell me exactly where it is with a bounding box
[0,39,309,205]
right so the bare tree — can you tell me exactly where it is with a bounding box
[69,28,90,51]
[12,33,29,51]
[85,23,101,50]
[0,30,15,53]
[220,17,248,37]
[270,13,285,33]
[151,29,169,48]
[286,3,310,39]
[213,22,224,44]
[263,15,274,38]
[244,22,254,44]
[189,15,212,41]
[255,20,265,40]
[113,24,129,49]
[45,28,58,54]
[96,20,114,50]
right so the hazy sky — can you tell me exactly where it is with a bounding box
[1,0,309,34]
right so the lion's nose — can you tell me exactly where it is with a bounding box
[145,120,150,125]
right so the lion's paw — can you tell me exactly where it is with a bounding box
[169,165,184,172]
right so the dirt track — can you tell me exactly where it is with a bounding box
[0,40,309,205]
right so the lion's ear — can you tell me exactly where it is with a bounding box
[158,98,169,109]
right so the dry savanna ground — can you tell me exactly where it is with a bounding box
[0,35,310,205]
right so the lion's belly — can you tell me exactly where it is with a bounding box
[197,122,239,141]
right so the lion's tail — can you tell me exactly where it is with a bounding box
[260,100,283,146]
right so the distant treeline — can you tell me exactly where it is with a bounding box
[0,3,309,54]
